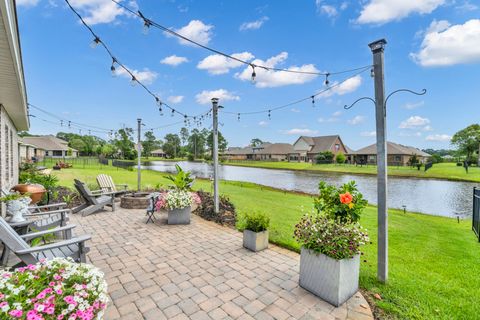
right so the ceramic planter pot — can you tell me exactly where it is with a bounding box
[6,197,32,223]
[243,230,269,252]
[11,184,46,204]
[168,206,191,225]
[299,248,360,307]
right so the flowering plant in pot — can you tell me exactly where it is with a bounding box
[294,181,369,307]
[0,257,108,319]
[0,192,32,223]
[156,190,201,225]
[237,211,270,252]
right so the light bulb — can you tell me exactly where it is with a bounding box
[143,21,151,35]
[90,37,101,49]
[130,76,137,86]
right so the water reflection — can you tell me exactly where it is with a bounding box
[143,161,478,218]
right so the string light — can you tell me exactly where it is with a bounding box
[64,0,209,121]
[107,0,372,80]
[171,109,175,117]
[111,58,117,77]
[268,110,271,120]
[311,96,315,107]
[250,64,256,83]
[90,36,101,48]
[60,120,64,127]
[237,113,240,121]
[68,121,71,128]
[325,73,330,86]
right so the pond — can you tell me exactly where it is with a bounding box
[142,160,478,218]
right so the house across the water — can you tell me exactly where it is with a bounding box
[352,141,431,166]
[21,135,78,158]
[290,135,348,162]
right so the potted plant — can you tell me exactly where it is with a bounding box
[0,257,108,319]
[0,192,32,223]
[156,190,201,224]
[238,211,270,252]
[293,181,369,307]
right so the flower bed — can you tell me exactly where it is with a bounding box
[0,258,108,320]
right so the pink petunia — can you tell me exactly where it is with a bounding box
[8,309,23,318]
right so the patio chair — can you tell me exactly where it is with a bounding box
[96,174,129,196]
[145,192,160,224]
[0,217,90,266]
[72,179,116,216]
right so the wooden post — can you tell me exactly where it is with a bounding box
[211,98,220,214]
[369,39,388,283]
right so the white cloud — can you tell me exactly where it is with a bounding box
[167,95,184,104]
[426,134,451,142]
[168,20,213,46]
[404,101,424,110]
[235,52,319,88]
[411,19,480,67]
[456,1,478,12]
[16,0,40,7]
[422,125,433,131]
[319,75,362,98]
[318,117,338,123]
[69,0,136,25]
[332,111,342,117]
[114,67,157,84]
[160,55,189,66]
[258,121,269,127]
[347,115,366,125]
[340,2,348,10]
[239,16,269,31]
[357,0,445,24]
[291,108,300,113]
[320,5,338,18]
[197,52,254,75]
[283,128,319,135]
[399,116,430,129]
[195,89,240,105]
[361,131,376,137]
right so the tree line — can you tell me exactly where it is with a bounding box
[39,127,229,160]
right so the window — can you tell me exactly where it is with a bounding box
[53,150,63,157]
[369,155,376,161]
[394,155,402,162]
[335,144,340,151]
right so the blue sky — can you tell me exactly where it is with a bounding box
[17,0,480,150]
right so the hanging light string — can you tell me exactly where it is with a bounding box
[28,103,114,133]
[64,0,205,120]
[108,0,371,79]
[28,114,113,135]
[222,66,371,118]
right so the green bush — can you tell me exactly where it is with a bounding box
[335,152,346,164]
[187,153,195,161]
[237,211,270,232]
[315,151,334,164]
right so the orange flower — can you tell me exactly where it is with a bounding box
[340,192,353,204]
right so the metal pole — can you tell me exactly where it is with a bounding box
[137,118,142,192]
[211,98,220,214]
[369,39,388,283]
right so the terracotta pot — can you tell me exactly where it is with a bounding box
[11,184,47,204]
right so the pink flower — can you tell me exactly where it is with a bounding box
[49,282,56,287]
[56,289,63,295]
[53,275,62,281]
[36,291,46,299]
[9,309,23,318]
[63,295,76,306]
[191,192,201,205]
[27,264,36,271]
[57,315,64,320]
[45,306,55,315]
[0,293,4,299]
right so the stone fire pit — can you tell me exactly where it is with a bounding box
[120,192,151,209]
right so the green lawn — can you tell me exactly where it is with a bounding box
[224,161,480,183]
[51,163,480,319]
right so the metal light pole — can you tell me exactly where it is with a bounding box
[137,118,142,192]
[345,39,426,284]
[211,98,220,214]
[369,39,388,283]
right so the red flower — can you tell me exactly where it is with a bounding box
[340,192,353,204]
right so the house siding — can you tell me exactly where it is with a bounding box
[0,105,19,191]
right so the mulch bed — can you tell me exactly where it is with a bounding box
[193,190,236,227]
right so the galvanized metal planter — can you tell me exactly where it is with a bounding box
[167,206,191,225]
[243,230,268,252]
[299,248,360,307]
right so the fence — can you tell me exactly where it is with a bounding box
[112,160,136,169]
[40,157,108,169]
[473,187,480,242]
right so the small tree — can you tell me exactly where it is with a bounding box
[408,154,419,167]
[315,151,334,164]
[335,152,346,164]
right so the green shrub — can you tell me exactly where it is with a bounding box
[335,152,346,164]
[315,151,334,164]
[187,153,195,161]
[237,211,270,232]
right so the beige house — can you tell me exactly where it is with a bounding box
[0,0,29,193]
[352,141,431,166]
[22,135,78,158]
[224,143,294,161]
[291,135,348,162]
[18,138,45,162]
[150,148,166,158]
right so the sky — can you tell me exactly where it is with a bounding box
[16,0,480,150]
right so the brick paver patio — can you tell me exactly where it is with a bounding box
[69,208,373,320]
